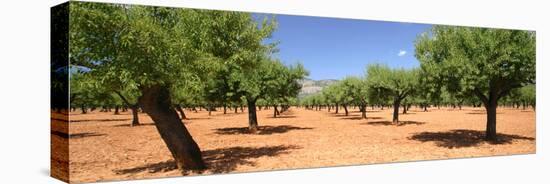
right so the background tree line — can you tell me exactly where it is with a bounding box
[301,26,535,142]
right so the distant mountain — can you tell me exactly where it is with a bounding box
[298,78,339,98]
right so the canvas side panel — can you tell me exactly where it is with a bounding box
[51,2,70,183]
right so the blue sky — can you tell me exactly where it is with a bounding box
[256,14,432,80]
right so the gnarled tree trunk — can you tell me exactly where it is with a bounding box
[360,104,367,119]
[392,98,400,124]
[247,98,258,132]
[273,105,279,118]
[343,104,349,116]
[176,105,187,120]
[130,105,140,126]
[139,85,205,170]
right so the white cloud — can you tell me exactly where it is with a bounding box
[398,50,407,57]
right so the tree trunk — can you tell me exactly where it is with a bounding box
[273,105,279,118]
[360,104,367,119]
[247,98,258,132]
[343,104,349,116]
[335,104,339,114]
[485,99,498,141]
[402,104,407,114]
[81,105,87,114]
[176,105,187,120]
[138,85,205,170]
[114,105,120,115]
[393,99,400,124]
[223,105,227,114]
[130,105,140,126]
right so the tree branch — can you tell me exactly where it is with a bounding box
[473,88,489,106]
[114,91,132,107]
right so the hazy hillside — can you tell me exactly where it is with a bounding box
[298,78,339,98]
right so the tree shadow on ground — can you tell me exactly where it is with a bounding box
[215,111,243,117]
[340,116,383,120]
[113,145,301,175]
[51,131,106,139]
[409,129,535,149]
[214,125,313,135]
[70,118,131,123]
[331,114,359,117]
[361,120,426,126]
[113,161,177,175]
[203,145,301,173]
[113,123,155,127]
[465,112,502,115]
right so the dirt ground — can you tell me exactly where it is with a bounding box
[60,106,535,183]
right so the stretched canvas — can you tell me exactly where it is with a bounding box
[51,1,536,183]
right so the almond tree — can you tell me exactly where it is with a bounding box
[366,64,419,124]
[230,59,307,131]
[340,77,369,119]
[69,2,276,171]
[415,26,535,141]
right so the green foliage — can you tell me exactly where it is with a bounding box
[415,26,536,103]
[70,2,273,90]
[366,64,419,102]
[340,76,369,105]
[229,58,308,103]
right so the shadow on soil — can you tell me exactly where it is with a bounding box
[361,120,426,126]
[70,118,131,123]
[113,123,155,127]
[465,112,502,115]
[340,116,383,120]
[51,131,106,139]
[113,145,301,174]
[409,129,535,149]
[214,125,313,135]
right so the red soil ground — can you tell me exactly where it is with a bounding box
[58,106,535,183]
